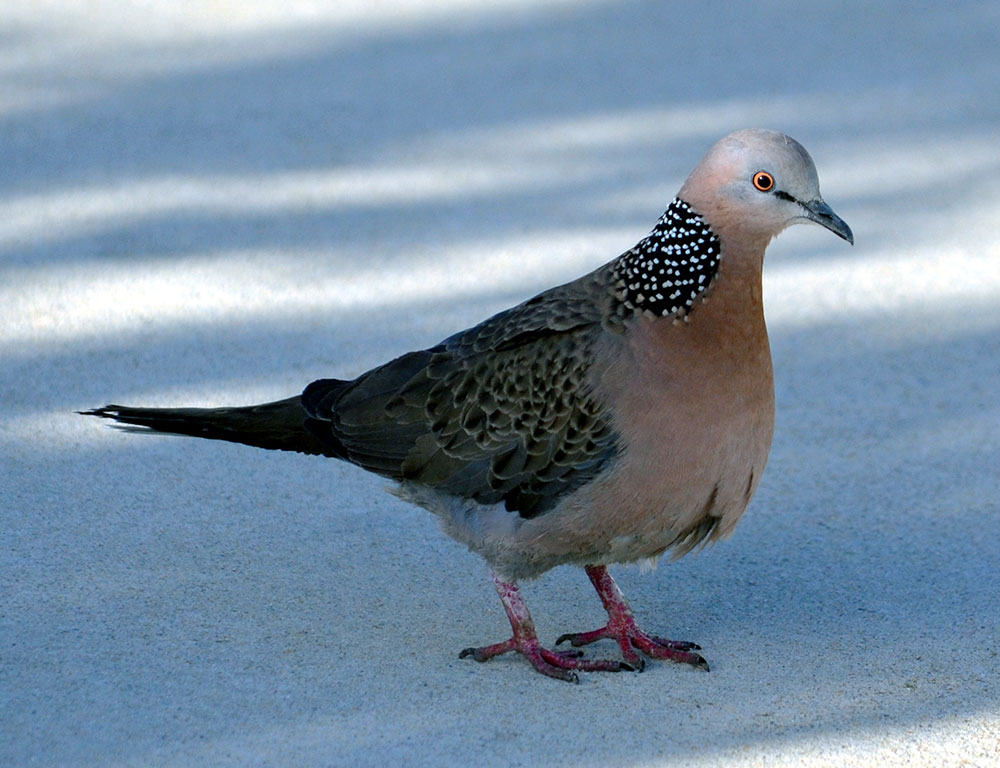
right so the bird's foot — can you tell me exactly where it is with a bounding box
[459,636,633,683]
[554,565,710,672]
[462,570,636,682]
[555,624,707,671]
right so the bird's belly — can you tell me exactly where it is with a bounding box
[468,396,773,580]
[509,330,777,576]
[589,440,763,555]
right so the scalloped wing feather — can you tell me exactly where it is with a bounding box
[303,266,622,518]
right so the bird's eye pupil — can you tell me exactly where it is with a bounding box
[753,172,773,191]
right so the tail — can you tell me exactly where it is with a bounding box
[80,395,340,458]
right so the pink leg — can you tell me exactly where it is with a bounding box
[459,569,634,682]
[555,565,709,671]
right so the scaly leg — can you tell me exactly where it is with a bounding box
[555,565,709,671]
[459,569,635,682]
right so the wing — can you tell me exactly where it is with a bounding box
[302,266,622,518]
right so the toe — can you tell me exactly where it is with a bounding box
[647,635,701,652]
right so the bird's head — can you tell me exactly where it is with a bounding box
[679,129,853,247]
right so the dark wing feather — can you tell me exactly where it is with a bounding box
[303,265,622,518]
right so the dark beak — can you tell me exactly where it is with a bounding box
[802,199,854,245]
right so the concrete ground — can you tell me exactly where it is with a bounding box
[2,1,998,765]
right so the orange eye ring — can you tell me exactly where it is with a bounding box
[752,171,774,192]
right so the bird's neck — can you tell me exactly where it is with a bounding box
[629,222,770,358]
[610,198,722,320]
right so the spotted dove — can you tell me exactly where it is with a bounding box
[82,130,853,682]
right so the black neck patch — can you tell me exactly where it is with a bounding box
[612,198,721,319]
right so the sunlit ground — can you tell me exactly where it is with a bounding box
[2,2,998,766]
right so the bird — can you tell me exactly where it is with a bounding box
[82,129,853,682]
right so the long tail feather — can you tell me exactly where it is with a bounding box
[80,396,340,457]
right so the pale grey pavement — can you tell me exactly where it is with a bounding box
[2,2,999,766]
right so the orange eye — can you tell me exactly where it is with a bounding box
[752,171,774,192]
